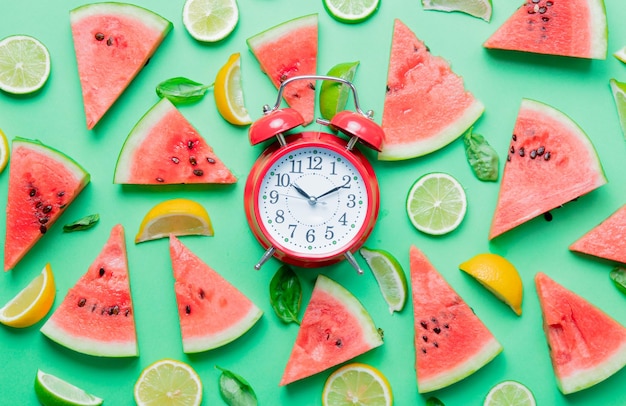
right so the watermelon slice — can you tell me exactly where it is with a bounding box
[280,275,383,386]
[169,235,263,353]
[489,99,606,240]
[70,3,172,129]
[535,272,626,394]
[247,14,318,126]
[379,19,484,160]
[4,138,90,271]
[569,204,626,264]
[483,0,607,59]
[410,245,502,393]
[113,98,236,184]
[40,224,138,357]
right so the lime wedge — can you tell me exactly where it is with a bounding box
[359,246,407,313]
[323,0,380,24]
[182,0,239,42]
[0,127,9,174]
[484,380,536,406]
[610,267,626,295]
[320,61,359,120]
[406,172,467,235]
[614,46,626,64]
[322,363,393,406]
[0,35,50,94]
[422,0,492,22]
[610,79,626,139]
[34,370,103,406]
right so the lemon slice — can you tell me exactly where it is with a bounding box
[322,363,393,406]
[0,127,9,174]
[182,0,239,42]
[0,35,51,94]
[614,46,626,64]
[135,198,214,243]
[35,370,103,406]
[323,0,380,24]
[359,246,407,314]
[406,172,467,235]
[134,359,202,406]
[422,0,492,22]
[484,380,536,406]
[214,52,251,126]
[0,263,55,328]
[459,253,523,316]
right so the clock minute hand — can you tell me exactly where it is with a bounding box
[315,179,350,200]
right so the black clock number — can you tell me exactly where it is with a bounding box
[288,224,297,238]
[338,213,348,226]
[275,209,285,223]
[275,173,290,187]
[290,160,302,174]
[324,226,334,240]
[269,190,279,204]
[346,194,356,208]
[307,156,322,170]
[306,228,315,243]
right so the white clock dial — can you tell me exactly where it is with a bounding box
[257,146,369,256]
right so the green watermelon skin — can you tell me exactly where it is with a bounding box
[535,272,626,394]
[410,246,502,393]
[4,138,90,271]
[569,204,626,264]
[70,2,172,129]
[490,99,606,239]
[483,0,607,59]
[40,224,138,357]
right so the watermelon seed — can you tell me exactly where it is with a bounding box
[546,0,553,5]
[433,327,441,334]
[512,134,517,141]
[518,147,525,157]
[106,37,113,46]
[29,188,36,197]
[544,212,553,221]
[57,191,65,197]
[542,17,550,22]
[431,317,437,323]
[206,157,216,164]
[507,155,511,162]
[99,268,105,277]
[155,177,164,183]
[77,298,86,307]
[91,304,96,312]
[95,33,105,41]
[530,150,537,159]
[335,339,343,348]
[199,289,205,299]
[109,305,119,315]
[171,157,180,164]
[420,321,428,329]
[189,156,197,166]
[39,218,48,224]
[538,6,547,13]
[443,323,449,329]
[308,82,315,91]
[187,140,195,149]
[35,202,42,209]
[42,205,52,214]
[193,169,203,177]
[537,146,545,155]
[510,146,515,154]
[421,348,427,354]
[125,309,130,317]
[422,335,428,342]
[433,342,439,348]
[39,225,47,234]
[544,152,551,161]
[185,305,191,314]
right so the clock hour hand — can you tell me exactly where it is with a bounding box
[315,178,351,200]
[291,183,317,205]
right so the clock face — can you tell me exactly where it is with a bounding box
[256,146,370,257]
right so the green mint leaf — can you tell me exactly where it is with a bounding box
[610,267,626,295]
[463,127,499,182]
[156,77,212,105]
[63,214,99,232]
[426,396,445,406]
[216,366,258,406]
[269,265,302,325]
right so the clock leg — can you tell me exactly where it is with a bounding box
[254,246,276,270]
[344,251,364,275]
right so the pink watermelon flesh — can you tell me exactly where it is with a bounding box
[535,272,626,394]
[569,204,626,264]
[4,138,90,271]
[247,14,318,126]
[489,98,606,239]
[70,3,172,129]
[379,19,484,160]
[483,0,607,59]
[280,274,383,386]
[410,245,502,393]
[40,224,138,357]
[113,98,236,184]
[169,235,262,353]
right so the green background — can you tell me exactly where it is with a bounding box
[1,0,626,404]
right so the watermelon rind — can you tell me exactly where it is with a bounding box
[246,14,317,50]
[70,2,172,33]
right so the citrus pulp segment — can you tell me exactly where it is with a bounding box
[134,359,202,406]
[319,61,360,120]
[214,53,252,125]
[135,198,214,243]
[0,127,8,174]
[0,35,50,95]
[406,172,467,235]
[0,263,55,328]
[459,253,523,315]
[183,0,239,42]
[422,0,492,22]
[610,79,626,139]
[484,380,536,406]
[359,246,407,313]
[323,0,380,23]
[34,370,103,406]
[322,363,393,406]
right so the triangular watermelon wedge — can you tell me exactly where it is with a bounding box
[280,274,383,386]
[4,138,90,271]
[535,272,626,394]
[569,204,626,264]
[379,19,484,160]
[169,235,263,353]
[41,224,138,357]
[410,245,502,393]
[483,0,607,60]
[490,99,606,239]
[247,14,318,126]
[70,3,172,129]
[113,98,236,184]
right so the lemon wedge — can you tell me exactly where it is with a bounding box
[135,198,214,243]
[0,127,8,174]
[0,263,55,328]
[459,253,523,316]
[214,53,252,126]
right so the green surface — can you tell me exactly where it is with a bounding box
[1,0,626,404]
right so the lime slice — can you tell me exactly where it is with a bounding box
[614,46,626,64]
[359,246,407,313]
[182,0,239,42]
[0,263,55,328]
[484,380,536,406]
[34,370,103,406]
[134,359,202,406]
[0,35,50,94]
[323,0,380,24]
[320,61,359,120]
[214,52,252,125]
[322,363,393,406]
[610,78,626,139]
[406,172,467,235]
[135,198,214,243]
[610,267,626,295]
[0,127,9,174]
[422,0,492,21]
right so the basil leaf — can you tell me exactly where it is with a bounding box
[156,77,212,105]
[463,127,499,182]
[426,397,445,406]
[216,366,258,406]
[269,265,302,325]
[63,214,99,232]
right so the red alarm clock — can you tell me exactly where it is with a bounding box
[243,75,383,274]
